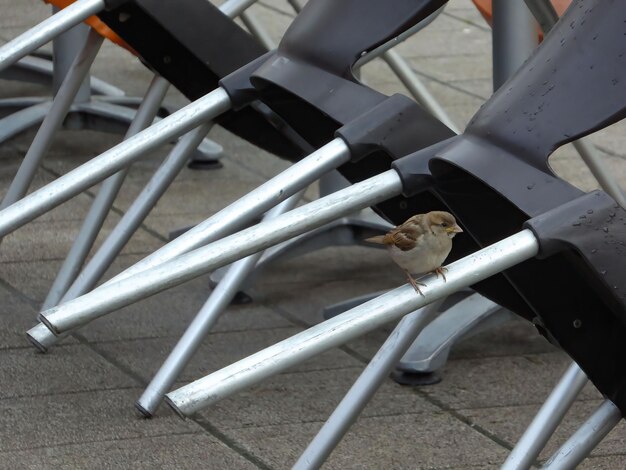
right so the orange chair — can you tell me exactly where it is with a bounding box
[42,0,136,53]
[472,0,571,41]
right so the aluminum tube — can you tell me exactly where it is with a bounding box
[39,170,403,334]
[0,30,104,209]
[492,0,537,91]
[64,123,213,302]
[219,0,259,19]
[285,0,301,13]
[542,400,622,469]
[0,88,232,237]
[381,50,459,133]
[27,120,212,353]
[523,0,559,33]
[240,11,275,50]
[51,18,91,100]
[136,190,305,417]
[571,128,626,210]
[165,230,539,416]
[42,75,171,309]
[294,301,444,470]
[0,0,105,72]
[102,138,351,285]
[502,362,588,470]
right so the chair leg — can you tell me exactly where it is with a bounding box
[27,123,213,352]
[0,29,104,210]
[0,54,125,96]
[102,139,351,285]
[502,362,589,470]
[214,208,391,294]
[293,300,444,470]
[37,169,401,335]
[0,0,104,72]
[542,400,622,469]
[0,87,232,238]
[136,190,306,417]
[41,75,171,310]
[393,294,509,380]
[164,229,539,416]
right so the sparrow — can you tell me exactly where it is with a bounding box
[366,211,463,296]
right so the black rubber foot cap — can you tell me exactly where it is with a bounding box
[135,402,154,419]
[391,370,442,386]
[187,159,223,170]
[231,291,253,305]
[207,280,254,305]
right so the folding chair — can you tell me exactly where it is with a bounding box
[26,0,461,416]
[14,0,453,346]
[155,2,625,469]
[1,0,308,351]
[9,8,625,470]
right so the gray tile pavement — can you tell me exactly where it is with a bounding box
[1,0,625,468]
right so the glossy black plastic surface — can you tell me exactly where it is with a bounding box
[98,0,305,160]
[394,0,626,410]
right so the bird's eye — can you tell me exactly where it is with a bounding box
[441,222,448,227]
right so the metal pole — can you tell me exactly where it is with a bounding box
[380,50,459,133]
[294,300,444,470]
[51,17,91,101]
[240,11,275,50]
[66,123,213,301]
[42,75,171,310]
[572,140,626,209]
[0,0,105,72]
[0,87,232,237]
[39,170,402,334]
[219,0,259,19]
[165,230,539,416]
[136,189,306,417]
[102,138,351,284]
[523,0,559,33]
[492,0,537,91]
[542,400,622,469]
[27,129,340,352]
[0,29,104,209]
[502,362,589,470]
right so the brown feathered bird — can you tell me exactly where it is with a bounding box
[366,211,463,296]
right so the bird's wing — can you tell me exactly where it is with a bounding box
[385,229,419,251]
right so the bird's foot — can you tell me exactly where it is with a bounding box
[433,266,448,282]
[406,273,426,297]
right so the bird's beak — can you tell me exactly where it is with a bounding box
[447,225,463,234]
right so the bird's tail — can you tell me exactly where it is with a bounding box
[365,235,386,244]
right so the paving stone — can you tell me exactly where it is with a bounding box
[0,433,260,470]
[0,388,198,452]
[230,412,509,469]
[0,252,161,305]
[423,352,602,410]
[2,0,626,468]
[0,280,53,349]
[94,328,360,385]
[447,315,558,361]
[199,367,438,431]
[79,286,293,343]
[0,344,136,400]
[0,214,162,263]
[460,400,626,463]
[579,455,626,469]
